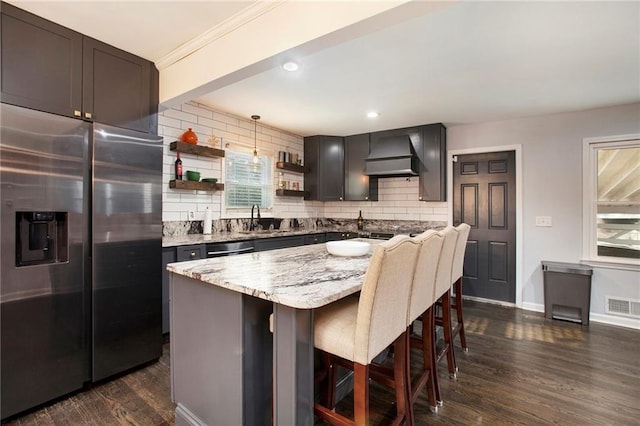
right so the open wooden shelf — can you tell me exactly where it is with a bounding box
[170,180,224,191]
[276,189,308,197]
[170,141,225,158]
[276,162,308,174]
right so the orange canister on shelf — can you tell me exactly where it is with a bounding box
[181,128,198,144]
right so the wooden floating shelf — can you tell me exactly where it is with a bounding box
[170,141,225,158]
[170,180,224,191]
[276,162,308,174]
[276,189,308,197]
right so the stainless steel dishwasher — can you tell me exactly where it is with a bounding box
[206,240,255,258]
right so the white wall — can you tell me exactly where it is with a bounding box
[160,102,450,223]
[447,103,640,327]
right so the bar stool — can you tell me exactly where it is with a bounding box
[451,223,471,352]
[406,230,443,413]
[313,235,419,426]
[433,226,459,383]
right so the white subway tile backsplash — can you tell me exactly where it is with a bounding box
[162,211,182,221]
[164,109,198,124]
[212,112,240,127]
[158,115,181,129]
[182,103,213,119]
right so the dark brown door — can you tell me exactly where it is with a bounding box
[453,151,516,302]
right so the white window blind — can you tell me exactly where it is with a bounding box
[583,136,640,266]
[225,150,273,208]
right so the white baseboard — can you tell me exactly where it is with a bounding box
[590,313,640,330]
[175,403,207,426]
[463,295,517,308]
[519,302,640,330]
[521,302,544,313]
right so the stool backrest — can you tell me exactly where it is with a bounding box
[434,226,458,299]
[408,230,444,325]
[354,235,419,365]
[452,223,471,283]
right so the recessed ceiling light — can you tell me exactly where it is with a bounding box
[282,62,299,72]
[366,111,380,119]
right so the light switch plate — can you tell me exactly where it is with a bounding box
[535,216,552,227]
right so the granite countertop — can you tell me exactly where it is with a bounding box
[163,224,444,248]
[162,228,328,247]
[167,239,381,309]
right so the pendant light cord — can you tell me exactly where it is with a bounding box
[251,115,260,163]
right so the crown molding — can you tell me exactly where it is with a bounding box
[155,0,286,70]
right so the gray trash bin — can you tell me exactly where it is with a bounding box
[542,261,593,325]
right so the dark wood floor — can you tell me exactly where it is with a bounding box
[4,300,639,425]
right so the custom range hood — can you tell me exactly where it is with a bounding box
[364,134,418,176]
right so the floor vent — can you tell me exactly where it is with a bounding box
[606,296,640,318]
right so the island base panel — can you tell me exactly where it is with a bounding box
[170,274,272,425]
[273,304,314,426]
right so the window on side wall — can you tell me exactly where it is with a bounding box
[224,150,273,212]
[583,135,640,267]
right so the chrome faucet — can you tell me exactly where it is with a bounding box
[250,204,261,231]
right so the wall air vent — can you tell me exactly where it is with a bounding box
[605,296,640,318]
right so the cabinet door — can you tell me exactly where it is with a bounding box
[303,233,326,245]
[345,133,378,201]
[83,37,152,133]
[418,123,447,201]
[253,236,304,252]
[1,3,82,117]
[319,136,345,201]
[161,248,176,334]
[176,244,206,261]
[304,135,345,201]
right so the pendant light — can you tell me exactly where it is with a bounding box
[251,115,260,164]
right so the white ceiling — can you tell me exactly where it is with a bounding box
[7,1,640,137]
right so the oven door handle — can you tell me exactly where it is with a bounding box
[207,246,255,257]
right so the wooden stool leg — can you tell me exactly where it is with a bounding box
[393,332,411,426]
[429,307,443,406]
[423,307,438,410]
[441,292,457,377]
[353,363,370,426]
[454,278,468,352]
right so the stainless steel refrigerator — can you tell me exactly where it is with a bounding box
[0,103,163,419]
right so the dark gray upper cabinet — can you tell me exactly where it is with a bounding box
[369,123,446,201]
[1,3,157,134]
[417,123,447,202]
[304,135,345,201]
[82,37,154,133]
[344,133,378,201]
[0,3,82,117]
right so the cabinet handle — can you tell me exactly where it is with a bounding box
[419,196,423,201]
[365,196,369,200]
[190,251,196,259]
[84,112,92,119]
[339,196,343,201]
[73,110,81,117]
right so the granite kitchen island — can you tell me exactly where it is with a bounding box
[167,240,378,426]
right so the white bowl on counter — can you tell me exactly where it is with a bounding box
[326,240,371,257]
